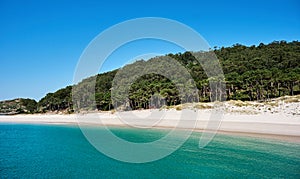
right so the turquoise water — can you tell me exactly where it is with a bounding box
[0,124,300,178]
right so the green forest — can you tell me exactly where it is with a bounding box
[1,41,299,114]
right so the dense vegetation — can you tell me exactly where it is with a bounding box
[0,98,37,114]
[217,41,300,100]
[38,86,73,113]
[1,41,299,114]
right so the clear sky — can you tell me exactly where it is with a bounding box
[0,0,299,101]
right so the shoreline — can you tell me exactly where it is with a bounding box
[1,109,300,143]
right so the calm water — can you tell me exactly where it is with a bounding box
[0,124,300,178]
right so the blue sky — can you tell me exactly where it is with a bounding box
[0,0,299,101]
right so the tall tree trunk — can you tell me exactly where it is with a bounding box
[290,82,294,96]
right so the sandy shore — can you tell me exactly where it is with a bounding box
[1,109,300,143]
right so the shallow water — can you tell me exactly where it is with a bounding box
[0,124,299,178]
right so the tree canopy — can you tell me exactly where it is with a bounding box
[8,40,299,113]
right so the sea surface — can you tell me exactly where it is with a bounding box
[0,124,299,178]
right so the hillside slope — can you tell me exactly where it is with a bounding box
[1,41,299,114]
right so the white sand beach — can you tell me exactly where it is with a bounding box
[1,104,300,143]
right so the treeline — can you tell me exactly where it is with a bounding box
[4,40,299,113]
[218,41,300,100]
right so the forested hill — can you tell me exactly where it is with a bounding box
[1,41,300,114]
